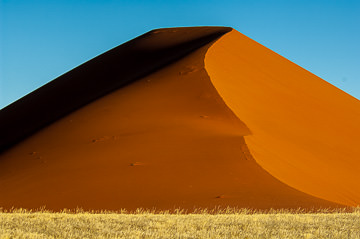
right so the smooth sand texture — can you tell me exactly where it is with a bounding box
[0,27,358,211]
[206,29,360,207]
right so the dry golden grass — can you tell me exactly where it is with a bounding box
[0,208,359,238]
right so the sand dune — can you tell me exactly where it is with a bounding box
[0,27,358,211]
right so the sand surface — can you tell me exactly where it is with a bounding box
[0,27,359,211]
[206,29,360,207]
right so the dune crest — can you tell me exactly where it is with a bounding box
[0,27,358,211]
[0,27,231,153]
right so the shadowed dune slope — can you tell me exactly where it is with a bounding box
[0,27,354,211]
[0,27,231,153]
[205,29,360,207]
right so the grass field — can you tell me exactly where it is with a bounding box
[0,208,359,238]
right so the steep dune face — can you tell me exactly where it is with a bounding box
[205,29,360,206]
[0,27,342,211]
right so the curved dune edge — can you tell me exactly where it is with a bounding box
[0,27,350,211]
[205,29,360,207]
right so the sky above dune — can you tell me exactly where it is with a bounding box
[0,0,359,109]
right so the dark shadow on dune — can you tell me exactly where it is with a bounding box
[0,27,232,153]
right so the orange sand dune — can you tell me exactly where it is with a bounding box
[0,27,358,211]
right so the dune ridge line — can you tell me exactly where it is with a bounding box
[0,27,232,153]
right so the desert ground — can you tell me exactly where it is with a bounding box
[1,208,360,238]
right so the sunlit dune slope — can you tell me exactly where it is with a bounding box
[206,29,360,207]
[0,27,356,211]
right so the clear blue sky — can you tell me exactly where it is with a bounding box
[1,0,359,109]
